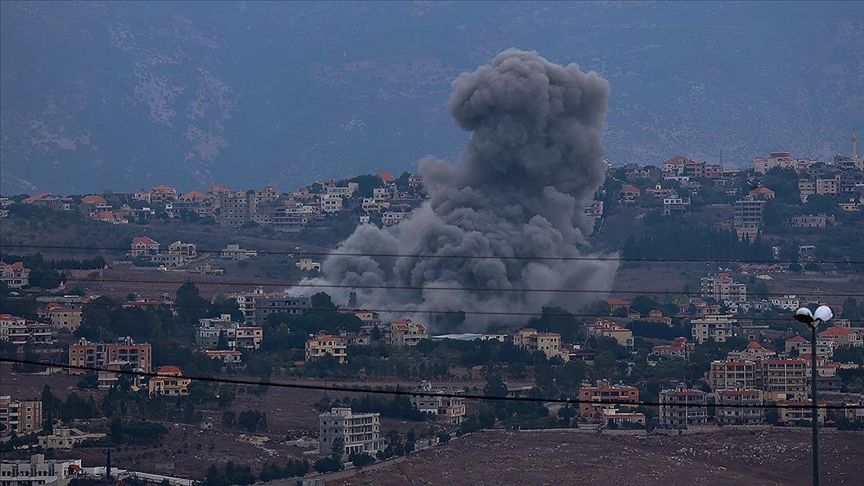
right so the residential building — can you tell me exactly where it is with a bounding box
[217,190,255,228]
[0,315,56,345]
[584,319,634,349]
[253,293,312,325]
[600,408,646,427]
[651,337,694,359]
[148,366,191,397]
[0,454,82,486]
[715,389,764,425]
[318,407,384,458]
[387,319,428,347]
[128,236,160,256]
[0,396,42,435]
[196,315,263,350]
[67,337,152,378]
[658,386,708,428]
[203,349,243,365]
[816,175,841,195]
[700,273,747,303]
[320,194,343,213]
[220,244,257,260]
[0,261,30,288]
[709,360,758,391]
[296,259,322,272]
[512,328,570,360]
[759,359,808,402]
[305,333,347,364]
[777,400,826,425]
[606,298,630,315]
[577,381,639,418]
[748,186,775,200]
[733,197,765,240]
[728,341,777,362]
[798,179,816,202]
[382,211,409,225]
[691,315,737,344]
[38,427,107,450]
[37,303,83,331]
[753,152,792,174]
[617,184,641,203]
[662,196,690,215]
[785,336,834,359]
[769,295,800,311]
[149,184,178,206]
[409,381,466,424]
[818,325,863,348]
[789,214,834,229]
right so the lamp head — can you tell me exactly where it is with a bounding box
[794,307,814,325]
[814,305,833,323]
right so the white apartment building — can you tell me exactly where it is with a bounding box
[318,408,384,458]
[409,381,466,424]
[691,315,737,344]
[0,454,81,486]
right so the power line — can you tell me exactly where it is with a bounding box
[43,276,864,299]
[1,298,847,323]
[2,242,862,265]
[2,357,860,411]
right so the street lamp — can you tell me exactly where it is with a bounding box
[794,305,833,486]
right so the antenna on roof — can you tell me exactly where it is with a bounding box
[719,148,723,166]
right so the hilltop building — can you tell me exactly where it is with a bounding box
[318,408,383,458]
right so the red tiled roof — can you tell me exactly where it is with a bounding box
[786,335,807,343]
[23,192,51,203]
[181,190,208,199]
[82,195,108,204]
[157,365,182,374]
[619,184,641,193]
[151,184,176,191]
[819,326,854,336]
[663,155,690,165]
[0,261,26,269]
[749,187,775,195]
[606,298,630,305]
[131,236,159,246]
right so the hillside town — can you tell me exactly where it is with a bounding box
[2,137,864,485]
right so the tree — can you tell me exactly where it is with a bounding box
[330,436,345,457]
[311,292,336,311]
[175,282,210,323]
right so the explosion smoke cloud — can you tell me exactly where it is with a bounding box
[297,49,618,330]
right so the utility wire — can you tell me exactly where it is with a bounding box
[1,358,860,411]
[1,298,848,323]
[42,276,864,299]
[2,243,862,265]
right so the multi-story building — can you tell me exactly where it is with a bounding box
[759,358,808,402]
[0,396,42,435]
[785,336,835,359]
[777,400,826,425]
[798,179,816,202]
[217,190,254,228]
[0,261,30,288]
[600,408,646,427]
[577,381,639,418]
[67,337,152,377]
[148,366,191,397]
[196,315,263,350]
[220,244,258,261]
[318,407,384,458]
[658,386,708,428]
[305,333,347,364]
[584,319,634,349]
[0,454,82,486]
[715,389,764,425]
[815,175,841,195]
[128,236,160,256]
[512,328,572,359]
[818,325,863,348]
[700,273,747,303]
[0,315,56,345]
[320,194,344,213]
[753,152,792,174]
[709,360,758,391]
[691,315,737,344]
[651,337,694,359]
[733,197,765,240]
[409,381,466,424]
[387,319,428,347]
[253,293,312,325]
[37,303,83,331]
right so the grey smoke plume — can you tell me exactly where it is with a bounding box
[298,49,618,330]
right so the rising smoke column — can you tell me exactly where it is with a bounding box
[299,49,618,329]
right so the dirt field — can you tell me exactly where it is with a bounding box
[335,428,864,486]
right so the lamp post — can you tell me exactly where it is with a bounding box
[794,305,833,486]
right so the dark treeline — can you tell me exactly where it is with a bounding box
[0,252,106,270]
[622,223,773,262]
